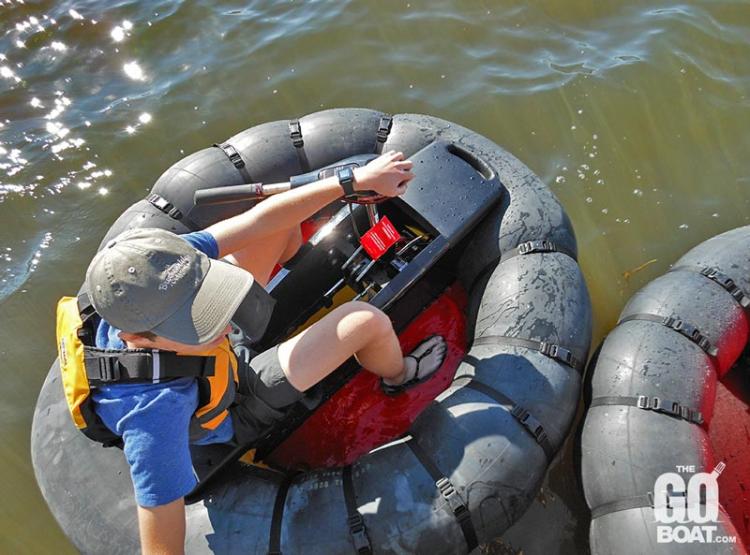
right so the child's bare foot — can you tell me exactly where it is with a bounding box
[381,335,447,395]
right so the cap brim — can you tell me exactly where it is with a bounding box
[151,258,255,345]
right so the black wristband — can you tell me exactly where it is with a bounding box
[337,166,356,197]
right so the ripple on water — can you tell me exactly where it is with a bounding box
[0,231,53,301]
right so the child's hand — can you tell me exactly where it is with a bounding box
[353,150,414,197]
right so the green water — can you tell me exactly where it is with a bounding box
[2,1,750,553]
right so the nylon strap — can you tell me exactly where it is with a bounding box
[590,395,704,425]
[288,119,311,172]
[590,493,654,520]
[146,193,183,220]
[591,489,707,520]
[342,466,373,554]
[472,334,584,371]
[500,240,577,264]
[213,142,253,182]
[77,291,97,321]
[406,437,479,552]
[618,313,719,357]
[83,349,215,385]
[673,265,750,309]
[75,292,215,384]
[268,476,293,555]
[374,114,393,154]
[467,239,577,298]
[454,375,555,462]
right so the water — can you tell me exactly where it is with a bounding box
[2,1,750,552]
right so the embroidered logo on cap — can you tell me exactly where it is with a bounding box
[159,255,192,291]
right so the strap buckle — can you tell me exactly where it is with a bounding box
[636,395,661,410]
[215,142,246,169]
[376,115,393,143]
[289,120,304,148]
[511,404,548,444]
[702,266,737,291]
[511,405,529,421]
[702,267,733,288]
[636,395,704,424]
[97,357,121,383]
[539,342,579,369]
[346,514,371,553]
[146,193,183,220]
[701,267,750,308]
[436,477,471,522]
[518,240,556,255]
[662,316,718,357]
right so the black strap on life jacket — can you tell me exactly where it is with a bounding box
[471,334,584,371]
[590,395,704,425]
[618,313,719,358]
[406,435,479,552]
[374,114,393,154]
[288,119,311,173]
[75,291,216,385]
[453,371,555,462]
[213,142,254,183]
[83,348,216,385]
[342,466,373,554]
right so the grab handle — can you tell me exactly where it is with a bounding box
[446,143,495,180]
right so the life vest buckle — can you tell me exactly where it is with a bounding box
[96,356,121,383]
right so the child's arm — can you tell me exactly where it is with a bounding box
[138,498,186,555]
[205,150,413,258]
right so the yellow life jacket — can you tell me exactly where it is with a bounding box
[56,293,239,447]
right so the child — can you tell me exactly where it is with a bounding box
[85,150,446,553]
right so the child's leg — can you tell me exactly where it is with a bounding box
[277,302,403,391]
[224,225,302,286]
[277,301,445,392]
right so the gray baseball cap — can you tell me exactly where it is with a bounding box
[85,227,255,345]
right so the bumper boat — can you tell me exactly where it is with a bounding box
[581,226,750,554]
[32,108,591,554]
